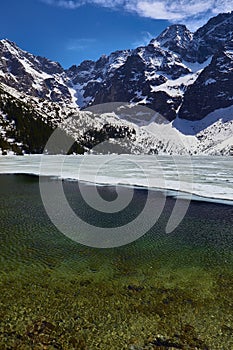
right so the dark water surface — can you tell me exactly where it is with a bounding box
[0,174,233,349]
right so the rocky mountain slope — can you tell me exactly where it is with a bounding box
[67,11,233,122]
[0,11,232,155]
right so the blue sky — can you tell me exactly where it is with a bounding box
[0,0,232,68]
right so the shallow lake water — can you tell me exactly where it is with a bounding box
[0,174,233,349]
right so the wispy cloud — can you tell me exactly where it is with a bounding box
[40,0,82,9]
[132,31,154,47]
[66,38,96,51]
[40,0,126,10]
[40,0,233,29]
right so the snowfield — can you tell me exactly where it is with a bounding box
[0,80,232,156]
[59,103,233,156]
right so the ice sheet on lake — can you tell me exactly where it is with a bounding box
[0,154,232,205]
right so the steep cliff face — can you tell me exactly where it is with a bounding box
[179,50,233,120]
[66,11,233,122]
[0,39,74,105]
[187,12,233,63]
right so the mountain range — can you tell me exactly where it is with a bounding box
[0,11,232,155]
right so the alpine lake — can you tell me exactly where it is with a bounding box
[0,174,233,349]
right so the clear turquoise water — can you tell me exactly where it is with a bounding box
[0,174,233,349]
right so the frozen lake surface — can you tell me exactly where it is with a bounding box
[0,155,232,205]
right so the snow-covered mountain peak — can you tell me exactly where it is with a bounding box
[0,39,30,63]
[0,38,74,105]
[187,11,233,63]
[151,24,193,55]
[155,24,192,43]
[0,12,233,156]
[194,11,233,39]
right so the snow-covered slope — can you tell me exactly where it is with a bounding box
[58,103,233,156]
[67,11,233,123]
[0,39,77,106]
[0,11,232,156]
[0,80,232,155]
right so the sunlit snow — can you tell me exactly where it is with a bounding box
[0,155,232,205]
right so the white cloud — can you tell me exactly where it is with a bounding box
[40,0,233,29]
[126,0,232,24]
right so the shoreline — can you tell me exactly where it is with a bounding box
[1,172,233,207]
